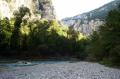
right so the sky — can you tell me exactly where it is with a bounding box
[52,0,114,20]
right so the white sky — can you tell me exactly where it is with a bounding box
[52,0,114,20]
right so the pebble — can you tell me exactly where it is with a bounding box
[0,62,120,79]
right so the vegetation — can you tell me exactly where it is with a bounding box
[0,6,87,59]
[86,6,120,66]
[0,5,120,67]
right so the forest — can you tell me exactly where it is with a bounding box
[0,5,120,66]
[0,6,87,59]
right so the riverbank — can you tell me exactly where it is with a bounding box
[0,61,120,79]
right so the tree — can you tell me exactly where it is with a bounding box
[10,6,30,49]
[0,17,12,50]
[87,5,120,66]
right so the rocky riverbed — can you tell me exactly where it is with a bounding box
[0,61,120,79]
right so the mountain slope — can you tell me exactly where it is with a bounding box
[62,0,120,35]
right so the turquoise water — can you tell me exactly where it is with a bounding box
[0,61,69,67]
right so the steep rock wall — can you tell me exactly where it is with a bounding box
[0,0,56,20]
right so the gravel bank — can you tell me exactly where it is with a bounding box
[0,61,120,79]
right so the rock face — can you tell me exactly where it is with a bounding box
[0,0,56,20]
[39,0,56,20]
[62,0,120,35]
[71,19,103,36]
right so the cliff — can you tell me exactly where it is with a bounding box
[62,0,120,35]
[0,0,56,20]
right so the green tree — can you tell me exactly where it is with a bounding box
[10,6,30,49]
[0,17,12,50]
[87,6,120,66]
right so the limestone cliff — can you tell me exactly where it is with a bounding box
[0,0,56,20]
[62,0,120,36]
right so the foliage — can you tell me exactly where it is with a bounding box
[0,6,86,59]
[87,6,120,66]
[27,19,86,58]
[1,4,120,65]
[10,6,30,49]
[0,17,12,50]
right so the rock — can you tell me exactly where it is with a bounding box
[0,62,120,79]
[62,0,120,35]
[17,61,31,65]
[0,0,56,20]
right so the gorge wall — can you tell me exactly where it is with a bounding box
[62,0,120,36]
[0,0,56,20]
